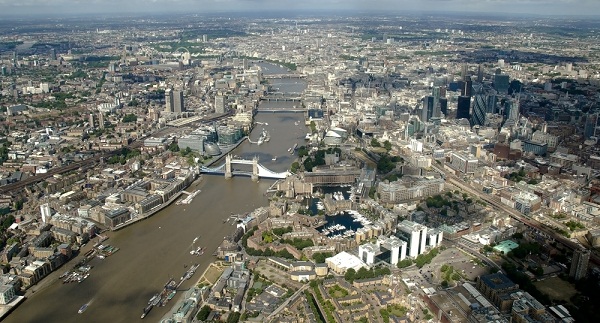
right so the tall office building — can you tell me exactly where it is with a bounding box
[98,112,105,129]
[215,95,227,114]
[584,114,598,139]
[173,90,184,113]
[432,87,441,118]
[462,78,473,97]
[165,88,174,113]
[494,74,510,94]
[89,113,95,128]
[456,96,471,120]
[503,99,519,127]
[569,248,590,280]
[50,48,57,60]
[476,64,483,83]
[396,220,428,258]
[471,95,488,126]
[461,64,469,81]
[487,95,498,114]
[421,96,435,122]
[439,98,448,116]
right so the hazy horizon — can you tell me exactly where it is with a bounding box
[0,0,599,18]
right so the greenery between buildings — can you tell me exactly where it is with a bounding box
[196,305,211,320]
[312,252,333,264]
[343,266,391,283]
[304,290,325,323]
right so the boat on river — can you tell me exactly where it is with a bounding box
[78,303,89,314]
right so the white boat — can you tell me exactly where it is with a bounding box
[78,303,89,314]
[272,156,277,161]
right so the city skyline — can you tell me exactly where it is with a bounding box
[0,0,599,17]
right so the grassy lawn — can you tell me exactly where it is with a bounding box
[389,304,408,317]
[328,284,349,298]
[533,276,577,303]
[204,265,224,284]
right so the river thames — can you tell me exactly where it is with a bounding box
[6,63,308,323]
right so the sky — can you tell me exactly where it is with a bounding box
[0,0,599,17]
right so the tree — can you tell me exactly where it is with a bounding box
[196,305,211,320]
[383,140,392,151]
[290,162,300,173]
[398,259,413,268]
[227,312,241,323]
[344,268,356,283]
[123,113,137,123]
[168,142,179,152]
[313,252,333,263]
[371,137,381,147]
[303,158,314,172]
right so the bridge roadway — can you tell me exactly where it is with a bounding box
[200,157,289,180]
[263,74,306,79]
[434,165,600,266]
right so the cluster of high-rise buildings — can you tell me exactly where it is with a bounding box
[357,220,443,266]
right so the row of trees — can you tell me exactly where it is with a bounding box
[106,148,140,165]
[344,266,391,283]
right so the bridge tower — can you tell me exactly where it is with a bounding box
[251,156,259,181]
[225,154,233,179]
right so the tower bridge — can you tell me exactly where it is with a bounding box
[263,74,306,79]
[199,155,290,181]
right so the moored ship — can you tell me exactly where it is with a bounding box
[141,305,152,319]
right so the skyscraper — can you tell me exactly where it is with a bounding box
[439,98,448,116]
[432,87,441,118]
[471,95,488,126]
[494,74,510,94]
[50,48,57,60]
[215,95,227,114]
[165,88,174,113]
[173,90,184,113]
[457,96,471,120]
[569,248,590,280]
[503,98,519,127]
[487,95,498,114]
[462,77,473,97]
[98,112,105,129]
[421,96,435,122]
[461,64,469,81]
